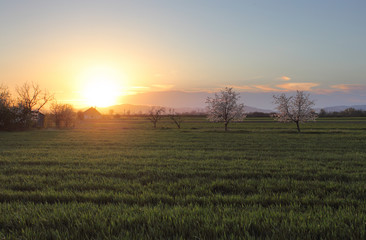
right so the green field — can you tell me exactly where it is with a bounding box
[1,118,366,239]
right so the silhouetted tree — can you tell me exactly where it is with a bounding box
[16,82,53,111]
[147,107,165,128]
[15,82,53,129]
[168,108,183,129]
[77,110,85,120]
[0,84,15,130]
[319,109,327,117]
[50,103,76,128]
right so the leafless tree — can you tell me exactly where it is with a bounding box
[50,102,76,128]
[273,90,317,132]
[16,82,53,112]
[206,87,246,131]
[168,108,183,129]
[147,107,165,128]
[15,82,53,128]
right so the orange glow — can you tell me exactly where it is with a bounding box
[276,83,319,91]
[280,76,291,81]
[78,66,126,107]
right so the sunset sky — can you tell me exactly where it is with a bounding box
[1,0,365,109]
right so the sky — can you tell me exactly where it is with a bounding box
[1,0,366,109]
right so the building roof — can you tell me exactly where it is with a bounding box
[83,107,102,116]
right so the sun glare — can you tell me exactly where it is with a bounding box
[79,66,124,108]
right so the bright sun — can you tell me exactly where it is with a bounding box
[80,66,124,108]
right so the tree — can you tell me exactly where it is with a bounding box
[16,82,53,112]
[273,90,317,132]
[147,107,165,128]
[318,109,327,117]
[206,87,246,131]
[50,103,76,128]
[77,110,85,121]
[15,82,53,128]
[168,108,183,129]
[0,84,15,130]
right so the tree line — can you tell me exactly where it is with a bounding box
[146,87,317,132]
[318,108,366,117]
[0,82,53,130]
[1,83,323,132]
[0,82,77,130]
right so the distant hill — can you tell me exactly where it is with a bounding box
[98,104,272,115]
[320,105,366,112]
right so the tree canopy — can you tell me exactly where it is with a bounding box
[273,90,317,132]
[206,87,246,131]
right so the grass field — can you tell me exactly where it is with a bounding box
[1,117,366,239]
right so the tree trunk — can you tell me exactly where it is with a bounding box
[224,122,228,131]
[296,121,301,132]
[153,121,157,129]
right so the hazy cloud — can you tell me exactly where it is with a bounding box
[276,82,319,91]
[277,76,291,81]
[331,84,366,92]
[253,85,280,92]
[151,84,175,90]
[228,85,255,91]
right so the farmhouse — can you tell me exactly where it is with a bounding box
[83,107,102,119]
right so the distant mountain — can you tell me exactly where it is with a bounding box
[98,104,272,115]
[320,105,366,112]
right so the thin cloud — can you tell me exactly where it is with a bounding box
[277,76,291,81]
[276,82,319,91]
[253,85,280,92]
[228,85,255,91]
[151,84,175,90]
[309,84,366,94]
[331,84,366,92]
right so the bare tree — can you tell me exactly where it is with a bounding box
[147,107,165,128]
[168,108,183,129]
[50,103,76,128]
[273,90,317,132]
[16,82,53,111]
[206,87,246,131]
[15,82,54,129]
